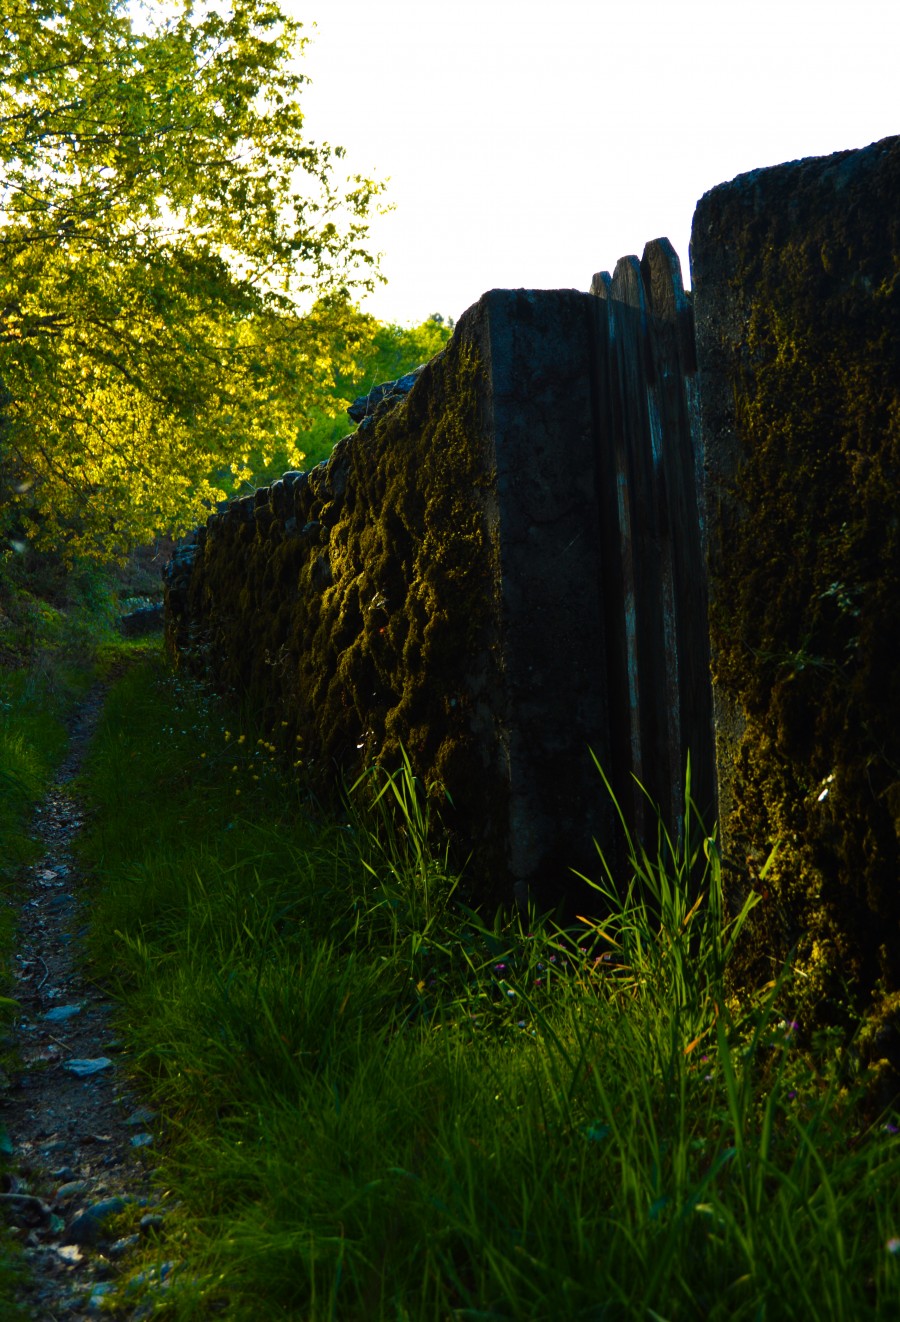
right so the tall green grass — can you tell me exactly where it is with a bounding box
[80,659,900,1320]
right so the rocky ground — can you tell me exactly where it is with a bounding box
[1,689,175,1319]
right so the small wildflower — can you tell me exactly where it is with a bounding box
[232,765,238,773]
[884,1122,899,1136]
[493,963,507,972]
[224,730,231,741]
[887,1238,900,1256]
[238,734,246,744]
[200,752,206,759]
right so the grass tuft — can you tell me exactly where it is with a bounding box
[77,659,900,1320]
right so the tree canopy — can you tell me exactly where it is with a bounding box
[244,312,456,485]
[0,0,383,558]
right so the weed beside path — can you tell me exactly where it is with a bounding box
[71,656,900,1319]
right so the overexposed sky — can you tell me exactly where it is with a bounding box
[291,0,898,326]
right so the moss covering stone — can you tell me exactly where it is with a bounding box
[166,320,509,885]
[165,290,621,906]
[692,135,900,1025]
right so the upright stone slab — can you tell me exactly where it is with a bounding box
[691,136,900,1035]
[591,242,714,847]
[167,289,614,909]
[478,290,613,907]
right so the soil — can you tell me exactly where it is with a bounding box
[1,687,171,1319]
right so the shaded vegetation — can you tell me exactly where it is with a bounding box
[0,550,118,1303]
[69,654,900,1319]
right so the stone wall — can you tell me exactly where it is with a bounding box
[165,131,900,1083]
[167,290,614,909]
[166,253,709,913]
[691,134,900,1038]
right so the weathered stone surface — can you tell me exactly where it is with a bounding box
[692,135,900,1026]
[165,292,616,907]
[118,603,164,637]
[347,366,425,425]
[64,1195,134,1246]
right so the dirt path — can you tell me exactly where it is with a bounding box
[1,688,170,1319]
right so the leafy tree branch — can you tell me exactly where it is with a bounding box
[0,0,385,558]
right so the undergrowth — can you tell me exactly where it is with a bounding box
[75,658,900,1319]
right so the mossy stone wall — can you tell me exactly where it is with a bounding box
[691,135,900,1023]
[166,291,617,908]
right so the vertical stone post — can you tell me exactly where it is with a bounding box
[691,135,900,1020]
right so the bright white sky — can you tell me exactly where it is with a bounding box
[290,0,898,327]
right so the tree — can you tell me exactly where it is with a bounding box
[245,312,457,483]
[0,0,383,558]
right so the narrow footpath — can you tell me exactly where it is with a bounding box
[1,688,171,1319]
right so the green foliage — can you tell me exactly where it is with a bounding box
[0,0,383,558]
[78,659,900,1319]
[242,313,455,483]
[574,752,771,1055]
